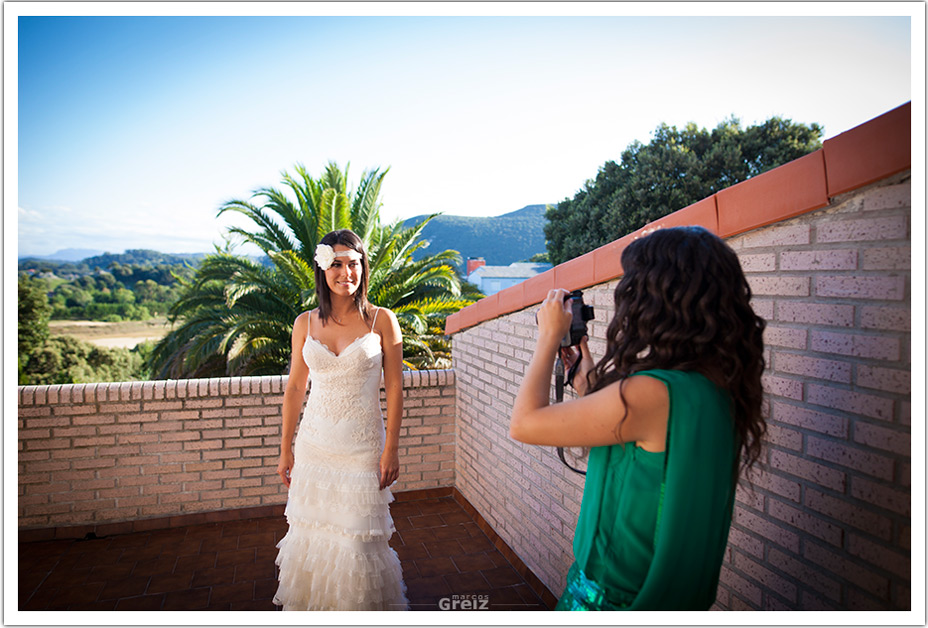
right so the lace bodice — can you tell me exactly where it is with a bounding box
[297,330,385,461]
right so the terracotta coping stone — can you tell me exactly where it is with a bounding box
[497,282,525,316]
[445,101,911,336]
[474,292,500,325]
[521,267,556,306]
[717,149,829,238]
[554,251,597,292]
[591,234,632,286]
[823,101,911,196]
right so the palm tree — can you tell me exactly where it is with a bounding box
[148,162,480,378]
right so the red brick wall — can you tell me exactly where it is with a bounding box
[452,174,911,610]
[18,370,455,531]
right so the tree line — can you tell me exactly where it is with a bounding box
[20,255,199,322]
[18,274,149,385]
[18,256,197,384]
[545,116,824,265]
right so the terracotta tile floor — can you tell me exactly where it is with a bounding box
[18,496,550,611]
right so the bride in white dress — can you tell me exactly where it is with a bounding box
[274,229,408,611]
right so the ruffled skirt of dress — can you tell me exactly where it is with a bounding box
[273,442,408,611]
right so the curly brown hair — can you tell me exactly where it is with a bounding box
[588,226,766,476]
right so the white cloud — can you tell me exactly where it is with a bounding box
[17,207,41,220]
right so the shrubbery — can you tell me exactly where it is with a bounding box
[20,335,147,385]
[18,274,148,385]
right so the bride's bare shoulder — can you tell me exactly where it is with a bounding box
[293,310,312,330]
[372,307,400,336]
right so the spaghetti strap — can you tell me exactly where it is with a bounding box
[370,307,380,331]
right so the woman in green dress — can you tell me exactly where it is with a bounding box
[509,226,766,610]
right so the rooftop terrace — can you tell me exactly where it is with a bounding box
[19,491,553,611]
[18,101,915,615]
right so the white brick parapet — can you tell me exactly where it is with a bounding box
[18,371,456,531]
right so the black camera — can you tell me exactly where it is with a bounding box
[562,290,594,347]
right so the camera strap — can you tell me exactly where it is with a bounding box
[554,356,586,476]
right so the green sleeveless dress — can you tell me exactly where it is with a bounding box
[556,369,738,610]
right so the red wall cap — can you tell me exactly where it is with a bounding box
[444,312,461,335]
[445,102,911,335]
[445,302,479,335]
[823,101,911,196]
[497,282,524,316]
[554,251,597,293]
[630,195,720,238]
[521,268,556,307]
[473,292,500,324]
[592,233,633,285]
[717,150,829,238]
[588,198,719,287]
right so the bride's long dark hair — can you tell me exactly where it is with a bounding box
[588,226,766,475]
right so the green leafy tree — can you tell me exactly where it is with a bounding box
[545,116,823,265]
[19,273,147,385]
[148,162,480,379]
[22,336,145,385]
[18,275,51,356]
[526,252,550,264]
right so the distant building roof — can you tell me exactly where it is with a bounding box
[468,262,551,280]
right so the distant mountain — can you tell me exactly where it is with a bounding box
[80,249,207,268]
[404,204,550,270]
[19,248,209,271]
[19,206,550,277]
[19,248,103,262]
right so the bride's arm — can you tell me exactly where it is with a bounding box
[378,308,404,489]
[278,312,309,487]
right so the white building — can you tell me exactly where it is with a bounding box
[466,262,552,296]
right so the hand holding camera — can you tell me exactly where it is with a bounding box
[536,289,596,476]
[537,289,594,345]
[538,289,595,391]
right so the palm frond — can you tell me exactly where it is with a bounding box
[149,162,473,378]
[218,196,295,253]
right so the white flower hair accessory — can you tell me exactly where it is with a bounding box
[315,244,336,270]
[314,243,363,271]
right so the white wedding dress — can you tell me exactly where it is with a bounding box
[273,311,408,611]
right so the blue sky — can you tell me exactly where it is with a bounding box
[13,7,917,256]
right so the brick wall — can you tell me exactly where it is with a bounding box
[18,370,455,531]
[451,174,911,610]
[453,285,615,598]
[719,176,911,611]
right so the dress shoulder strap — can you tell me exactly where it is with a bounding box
[370,306,381,331]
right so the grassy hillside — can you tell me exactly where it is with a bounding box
[404,204,549,269]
